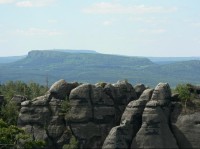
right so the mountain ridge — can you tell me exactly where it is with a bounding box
[1,50,200,87]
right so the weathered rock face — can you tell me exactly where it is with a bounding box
[103,83,179,149]
[171,103,200,149]
[68,80,137,148]
[132,83,178,148]
[18,80,79,149]
[18,80,137,149]
[17,80,200,149]
[102,89,153,149]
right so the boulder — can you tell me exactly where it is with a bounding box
[49,79,78,100]
[112,80,137,105]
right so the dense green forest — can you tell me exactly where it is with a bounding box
[0,50,200,87]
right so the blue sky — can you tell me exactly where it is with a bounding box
[0,0,200,56]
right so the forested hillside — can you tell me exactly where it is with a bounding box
[0,50,200,87]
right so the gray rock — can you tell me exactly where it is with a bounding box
[132,83,178,149]
[69,84,91,100]
[32,94,50,106]
[93,106,115,122]
[171,103,200,149]
[10,95,27,107]
[134,84,146,98]
[113,80,137,105]
[151,83,171,103]
[49,79,68,100]
[68,81,136,148]
[18,106,50,126]
[92,85,114,106]
[102,89,153,149]
[21,100,31,106]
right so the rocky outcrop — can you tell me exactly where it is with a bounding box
[49,79,79,100]
[132,83,178,149]
[17,80,200,149]
[18,80,137,149]
[67,80,137,148]
[18,80,78,149]
[102,89,153,149]
[171,103,200,149]
[103,83,179,149]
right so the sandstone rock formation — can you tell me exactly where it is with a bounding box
[18,80,137,149]
[17,80,200,149]
[171,102,200,149]
[67,80,137,148]
[102,89,153,148]
[132,83,178,149]
[18,80,78,149]
[103,83,179,149]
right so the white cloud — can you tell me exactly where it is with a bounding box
[139,28,166,34]
[0,0,14,4]
[83,2,177,14]
[15,27,62,36]
[16,0,55,7]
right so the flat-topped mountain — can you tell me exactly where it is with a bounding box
[1,50,200,87]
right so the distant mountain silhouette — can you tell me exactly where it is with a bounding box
[0,50,200,87]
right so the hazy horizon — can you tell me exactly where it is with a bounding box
[0,0,200,57]
[1,49,200,58]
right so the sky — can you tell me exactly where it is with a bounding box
[0,0,200,57]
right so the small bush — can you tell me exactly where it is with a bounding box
[175,84,191,102]
[60,100,71,114]
[175,84,194,112]
[63,136,78,149]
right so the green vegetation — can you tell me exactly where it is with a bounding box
[174,84,195,112]
[1,102,19,125]
[0,81,47,101]
[0,81,47,125]
[0,119,45,149]
[0,81,48,148]
[60,99,71,115]
[1,50,200,87]
[175,84,191,101]
[63,136,79,149]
